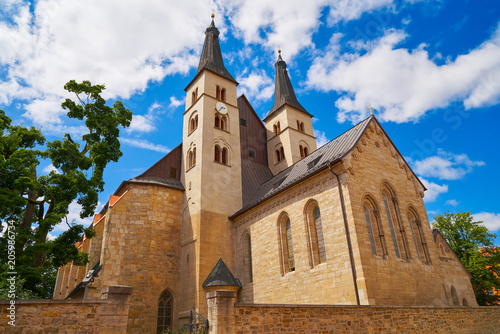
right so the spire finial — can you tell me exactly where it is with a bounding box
[211,13,215,19]
[368,105,374,115]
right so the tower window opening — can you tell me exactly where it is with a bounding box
[221,88,226,101]
[222,147,228,165]
[216,86,221,100]
[214,145,221,162]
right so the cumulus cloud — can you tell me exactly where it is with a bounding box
[121,138,170,153]
[445,199,459,206]
[307,24,500,123]
[409,150,485,180]
[42,164,59,174]
[127,102,167,134]
[223,0,401,59]
[51,200,96,238]
[314,130,329,147]
[0,0,211,127]
[237,70,274,103]
[169,96,184,109]
[473,212,500,233]
[420,177,448,202]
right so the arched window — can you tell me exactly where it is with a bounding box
[382,184,410,260]
[305,202,326,267]
[214,145,221,162]
[300,122,304,132]
[297,120,301,130]
[273,124,278,135]
[222,147,228,165]
[462,298,468,306]
[407,208,430,264]
[157,289,173,334]
[300,145,304,158]
[220,116,226,131]
[187,147,196,169]
[277,121,281,133]
[275,146,285,163]
[451,285,459,306]
[189,113,198,134]
[215,115,220,128]
[278,214,295,274]
[221,88,226,101]
[383,194,401,258]
[363,196,387,257]
[303,147,309,157]
[244,233,253,283]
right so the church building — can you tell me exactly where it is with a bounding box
[53,16,477,333]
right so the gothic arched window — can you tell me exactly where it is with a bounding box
[222,147,228,165]
[157,289,173,334]
[408,208,430,264]
[278,214,295,274]
[305,201,326,267]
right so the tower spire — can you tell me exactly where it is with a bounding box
[266,50,310,118]
[195,15,237,84]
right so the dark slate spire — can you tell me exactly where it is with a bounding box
[266,51,311,119]
[196,15,237,84]
[202,258,242,288]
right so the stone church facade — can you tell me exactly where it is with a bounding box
[53,17,477,333]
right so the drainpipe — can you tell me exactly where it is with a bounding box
[329,163,360,306]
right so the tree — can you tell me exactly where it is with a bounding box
[0,80,132,298]
[432,211,500,305]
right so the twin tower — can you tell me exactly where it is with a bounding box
[178,16,317,316]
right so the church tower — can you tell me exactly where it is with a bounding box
[179,15,242,321]
[264,51,317,175]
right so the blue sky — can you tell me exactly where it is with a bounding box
[1,0,499,244]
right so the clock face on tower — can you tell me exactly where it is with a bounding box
[215,101,228,115]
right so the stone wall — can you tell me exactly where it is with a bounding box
[234,304,500,334]
[0,285,132,334]
[342,119,476,306]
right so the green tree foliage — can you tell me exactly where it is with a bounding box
[0,80,132,298]
[432,211,500,305]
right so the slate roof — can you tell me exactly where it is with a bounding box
[202,258,242,288]
[186,17,237,90]
[265,53,312,120]
[232,116,374,218]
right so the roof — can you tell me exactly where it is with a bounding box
[128,143,184,191]
[265,53,312,121]
[185,18,237,90]
[202,258,242,288]
[232,116,374,218]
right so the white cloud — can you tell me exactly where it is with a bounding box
[307,24,500,124]
[473,212,500,233]
[223,0,401,59]
[420,177,448,202]
[121,138,170,153]
[326,0,393,25]
[445,199,459,206]
[0,0,212,126]
[127,102,168,134]
[237,70,274,103]
[42,164,59,174]
[409,150,485,180]
[314,130,329,147]
[169,96,184,109]
[51,200,95,237]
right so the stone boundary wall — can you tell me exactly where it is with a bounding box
[0,285,132,334]
[234,303,500,333]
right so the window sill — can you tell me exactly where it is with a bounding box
[214,126,230,134]
[213,161,231,167]
[186,165,196,172]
